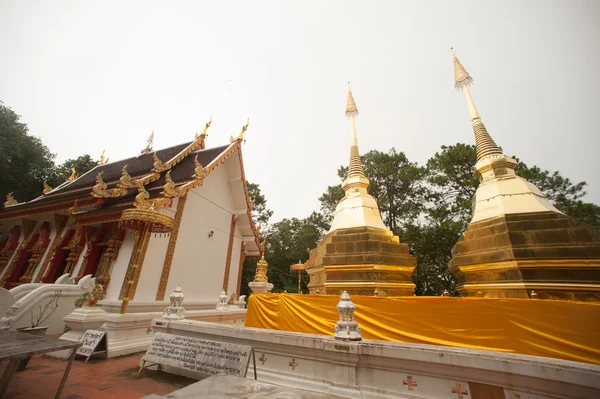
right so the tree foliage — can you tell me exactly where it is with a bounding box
[246,181,273,226]
[316,142,599,296]
[0,102,56,203]
[1,101,97,204]
[48,155,97,188]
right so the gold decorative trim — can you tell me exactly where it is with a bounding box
[0,219,37,286]
[96,226,125,290]
[0,197,98,221]
[20,222,51,283]
[34,214,69,282]
[119,225,151,313]
[120,208,174,233]
[222,215,237,291]
[156,195,187,301]
[75,226,98,280]
[0,225,21,275]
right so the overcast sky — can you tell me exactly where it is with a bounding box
[1,0,598,223]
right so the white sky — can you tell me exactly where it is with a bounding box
[1,0,598,223]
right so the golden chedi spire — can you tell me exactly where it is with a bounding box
[328,84,386,232]
[449,48,600,302]
[452,48,502,162]
[304,84,417,296]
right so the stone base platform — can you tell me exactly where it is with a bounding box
[305,226,416,296]
[142,374,342,399]
[450,211,600,300]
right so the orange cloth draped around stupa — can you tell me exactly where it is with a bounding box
[245,294,600,365]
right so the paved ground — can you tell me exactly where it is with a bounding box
[2,352,196,399]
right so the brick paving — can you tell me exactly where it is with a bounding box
[2,352,196,399]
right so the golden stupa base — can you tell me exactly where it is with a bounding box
[306,226,417,296]
[450,211,600,301]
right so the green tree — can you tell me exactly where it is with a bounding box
[318,149,427,233]
[318,185,344,225]
[425,143,479,226]
[363,149,427,232]
[0,101,56,204]
[514,160,600,228]
[247,181,273,226]
[48,155,97,187]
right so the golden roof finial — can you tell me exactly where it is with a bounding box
[142,129,155,154]
[42,181,53,195]
[97,150,106,165]
[68,167,77,181]
[231,118,250,142]
[4,192,18,207]
[452,47,473,91]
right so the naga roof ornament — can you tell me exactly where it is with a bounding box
[42,181,53,195]
[193,155,208,179]
[91,170,134,198]
[153,152,167,172]
[230,119,250,143]
[97,150,107,165]
[4,193,18,207]
[162,171,180,198]
[68,168,77,181]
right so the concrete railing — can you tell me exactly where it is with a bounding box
[0,275,95,335]
[150,319,600,399]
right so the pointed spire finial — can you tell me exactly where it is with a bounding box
[452,47,473,91]
[451,48,502,163]
[142,129,155,154]
[345,82,359,118]
[97,150,105,165]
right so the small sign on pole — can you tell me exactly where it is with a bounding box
[76,329,107,362]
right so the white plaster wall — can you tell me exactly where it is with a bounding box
[133,234,169,302]
[105,231,135,302]
[168,165,235,302]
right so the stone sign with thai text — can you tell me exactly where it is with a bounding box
[143,332,252,377]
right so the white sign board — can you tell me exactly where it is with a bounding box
[143,332,252,377]
[76,329,107,362]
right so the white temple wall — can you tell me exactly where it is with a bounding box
[105,231,136,302]
[133,234,170,302]
[168,166,235,302]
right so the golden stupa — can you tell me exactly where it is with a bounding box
[448,49,600,301]
[305,85,417,296]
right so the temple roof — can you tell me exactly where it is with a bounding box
[0,142,229,215]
